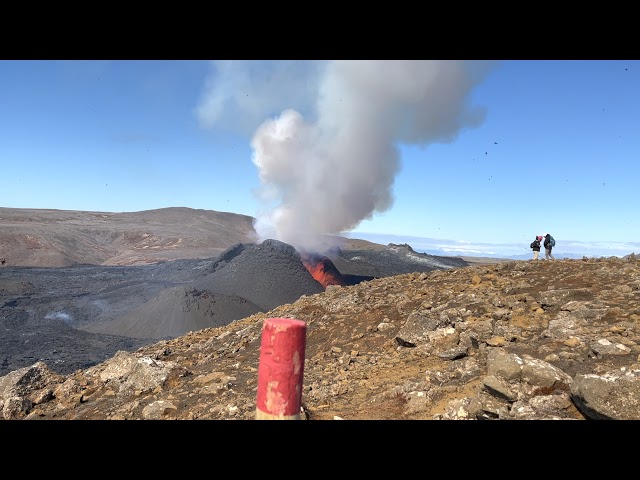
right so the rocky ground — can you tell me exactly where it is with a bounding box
[2,255,640,420]
[0,238,466,377]
[3,207,638,421]
[0,206,402,377]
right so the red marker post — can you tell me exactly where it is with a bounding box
[256,318,307,420]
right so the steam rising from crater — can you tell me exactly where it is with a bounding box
[197,60,496,253]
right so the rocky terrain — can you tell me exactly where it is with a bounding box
[2,255,640,420]
[2,206,639,421]
[0,206,470,378]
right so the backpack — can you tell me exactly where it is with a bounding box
[549,235,556,247]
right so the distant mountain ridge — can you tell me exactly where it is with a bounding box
[0,206,261,267]
[0,206,410,268]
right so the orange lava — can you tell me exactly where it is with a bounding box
[301,254,345,289]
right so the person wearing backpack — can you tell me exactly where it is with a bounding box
[530,235,542,260]
[543,233,555,260]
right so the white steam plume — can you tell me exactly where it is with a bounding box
[197,60,496,253]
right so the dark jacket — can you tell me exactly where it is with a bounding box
[543,234,552,249]
[530,239,541,251]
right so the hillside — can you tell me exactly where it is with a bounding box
[0,206,259,267]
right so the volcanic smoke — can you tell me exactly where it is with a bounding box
[197,60,496,254]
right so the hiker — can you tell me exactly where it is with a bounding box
[543,233,555,260]
[530,236,542,260]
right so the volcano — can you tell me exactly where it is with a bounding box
[79,239,327,341]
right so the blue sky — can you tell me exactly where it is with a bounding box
[1,60,638,258]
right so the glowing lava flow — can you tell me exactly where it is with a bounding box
[301,253,346,289]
